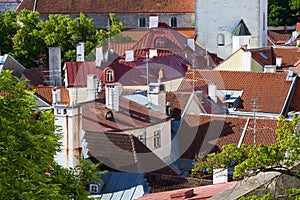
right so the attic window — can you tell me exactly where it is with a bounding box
[155,37,166,48]
[170,17,177,28]
[217,34,225,46]
[89,184,99,194]
[105,69,114,83]
[139,17,146,28]
[259,52,268,60]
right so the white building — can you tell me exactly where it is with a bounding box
[195,0,268,59]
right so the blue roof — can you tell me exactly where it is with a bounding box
[93,172,151,200]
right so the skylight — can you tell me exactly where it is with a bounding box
[259,52,268,60]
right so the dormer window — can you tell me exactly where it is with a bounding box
[170,17,177,28]
[139,17,146,27]
[89,184,99,194]
[155,37,166,48]
[105,69,114,83]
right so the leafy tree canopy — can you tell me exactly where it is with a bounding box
[192,116,300,199]
[0,70,102,199]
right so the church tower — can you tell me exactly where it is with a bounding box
[195,0,268,59]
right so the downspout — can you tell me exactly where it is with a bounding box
[280,76,297,116]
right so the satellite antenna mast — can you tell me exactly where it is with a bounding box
[251,99,257,147]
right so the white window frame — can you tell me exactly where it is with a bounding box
[217,33,225,46]
[154,130,161,148]
[89,184,99,193]
[106,69,114,83]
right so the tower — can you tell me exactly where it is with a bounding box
[195,0,268,59]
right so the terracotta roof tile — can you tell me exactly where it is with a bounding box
[137,181,237,200]
[176,115,278,159]
[268,30,293,45]
[17,0,194,14]
[84,131,177,175]
[273,47,300,68]
[34,86,70,105]
[179,70,294,114]
[82,97,170,132]
[250,47,274,66]
[64,62,102,87]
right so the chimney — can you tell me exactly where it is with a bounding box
[149,16,159,28]
[170,189,195,199]
[149,49,158,58]
[76,42,84,62]
[276,56,282,67]
[264,65,276,73]
[242,50,252,71]
[105,82,122,112]
[208,83,217,103]
[86,74,98,102]
[49,47,62,86]
[213,168,228,184]
[95,46,104,66]
[52,87,61,105]
[125,50,134,62]
[187,38,195,51]
[147,82,166,114]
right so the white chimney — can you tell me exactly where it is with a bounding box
[149,49,158,58]
[149,16,159,28]
[125,50,134,62]
[52,87,61,105]
[86,74,98,102]
[187,38,195,51]
[49,47,62,86]
[208,83,217,103]
[213,168,228,184]
[276,56,282,67]
[105,83,122,112]
[95,46,104,66]
[242,50,252,71]
[76,42,84,62]
[147,82,166,114]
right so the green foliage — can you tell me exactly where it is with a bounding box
[268,0,300,26]
[0,70,103,199]
[192,116,300,199]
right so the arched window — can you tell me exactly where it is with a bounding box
[139,17,146,27]
[106,69,114,83]
[155,37,166,48]
[170,17,177,28]
[217,34,225,46]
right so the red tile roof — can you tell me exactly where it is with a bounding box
[137,181,237,200]
[64,62,102,87]
[250,47,274,66]
[179,70,295,114]
[273,47,300,68]
[176,115,278,159]
[268,30,293,45]
[82,97,171,132]
[17,0,194,14]
[34,86,70,105]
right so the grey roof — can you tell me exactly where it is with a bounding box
[233,19,251,36]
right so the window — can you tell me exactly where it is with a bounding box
[170,17,177,28]
[263,12,266,31]
[139,17,146,27]
[89,184,99,193]
[217,34,225,46]
[155,37,166,48]
[154,130,161,148]
[105,69,114,83]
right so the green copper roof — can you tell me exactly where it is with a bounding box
[233,19,251,36]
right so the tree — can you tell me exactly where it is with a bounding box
[192,116,300,199]
[0,70,102,199]
[0,10,19,54]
